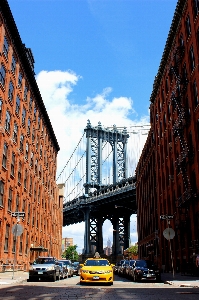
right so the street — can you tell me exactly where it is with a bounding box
[0,274,199,299]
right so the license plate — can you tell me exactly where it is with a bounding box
[93,276,99,280]
[38,271,43,274]
[147,274,152,277]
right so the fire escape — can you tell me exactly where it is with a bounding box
[169,43,192,207]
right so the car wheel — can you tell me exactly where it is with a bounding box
[56,272,61,281]
[52,272,56,282]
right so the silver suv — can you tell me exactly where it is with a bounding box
[28,257,61,281]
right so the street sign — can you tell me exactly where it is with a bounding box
[11,212,25,218]
[163,228,175,240]
[12,224,23,236]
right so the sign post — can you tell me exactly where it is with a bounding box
[11,212,25,279]
[160,215,175,279]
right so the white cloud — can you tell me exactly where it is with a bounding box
[36,69,149,253]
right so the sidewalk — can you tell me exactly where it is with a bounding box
[0,271,28,285]
[161,272,199,288]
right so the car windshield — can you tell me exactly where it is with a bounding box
[136,260,147,268]
[59,260,70,265]
[58,263,63,267]
[73,262,79,266]
[35,258,55,264]
[85,260,109,266]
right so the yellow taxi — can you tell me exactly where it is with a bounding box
[79,253,114,285]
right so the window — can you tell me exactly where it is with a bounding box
[30,152,34,167]
[22,107,26,125]
[193,80,199,107]
[8,81,14,101]
[19,233,23,253]
[29,97,33,112]
[0,98,2,120]
[33,106,37,121]
[15,193,19,212]
[5,110,11,132]
[25,233,29,254]
[18,72,22,88]
[25,142,29,160]
[186,15,191,37]
[0,64,6,86]
[24,169,27,189]
[18,161,22,183]
[13,122,18,143]
[189,45,195,71]
[8,188,12,211]
[4,224,10,252]
[24,86,28,101]
[11,55,16,74]
[20,134,24,152]
[38,115,41,129]
[193,0,199,18]
[3,36,9,58]
[16,95,20,115]
[11,152,15,177]
[27,118,31,135]
[40,145,43,157]
[0,180,4,206]
[35,159,38,175]
[2,142,8,168]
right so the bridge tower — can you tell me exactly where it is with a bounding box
[83,120,130,256]
[84,120,129,194]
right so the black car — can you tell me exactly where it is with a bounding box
[72,262,80,275]
[131,260,161,282]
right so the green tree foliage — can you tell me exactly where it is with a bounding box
[128,244,138,256]
[62,245,79,261]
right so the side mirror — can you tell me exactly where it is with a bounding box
[79,264,84,267]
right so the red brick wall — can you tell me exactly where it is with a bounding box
[0,5,62,271]
[136,0,199,273]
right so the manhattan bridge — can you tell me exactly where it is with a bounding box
[56,120,150,256]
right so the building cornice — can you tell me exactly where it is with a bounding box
[0,0,60,152]
[150,0,187,104]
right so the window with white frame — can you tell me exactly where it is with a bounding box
[2,142,8,168]
[0,180,4,206]
[5,110,11,132]
[13,122,18,143]
[8,188,12,211]
[11,152,15,177]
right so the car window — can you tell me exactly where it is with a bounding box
[136,260,147,268]
[35,258,55,264]
[85,260,109,266]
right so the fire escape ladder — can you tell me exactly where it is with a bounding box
[170,46,192,207]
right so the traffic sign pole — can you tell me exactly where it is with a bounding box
[160,214,175,279]
[11,212,25,279]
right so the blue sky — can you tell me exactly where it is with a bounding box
[7,0,177,251]
[9,0,176,118]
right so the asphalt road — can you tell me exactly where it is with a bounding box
[0,274,199,299]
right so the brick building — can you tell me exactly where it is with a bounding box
[136,0,199,274]
[0,0,63,271]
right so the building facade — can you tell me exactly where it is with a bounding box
[0,0,62,271]
[136,0,199,274]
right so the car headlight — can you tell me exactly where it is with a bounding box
[29,266,34,271]
[104,270,112,274]
[46,266,55,271]
[82,270,90,273]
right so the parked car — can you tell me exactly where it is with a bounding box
[28,257,61,282]
[118,260,128,276]
[58,259,74,278]
[113,261,121,275]
[125,260,136,278]
[57,261,67,279]
[131,260,161,282]
[72,262,81,275]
